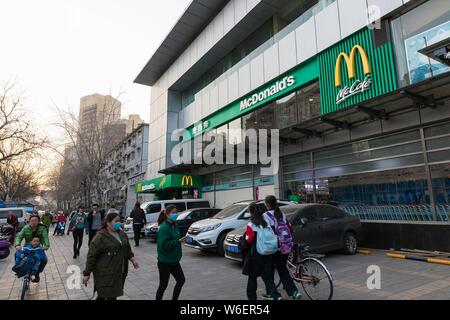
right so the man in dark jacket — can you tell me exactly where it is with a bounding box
[129,202,147,247]
[87,204,104,245]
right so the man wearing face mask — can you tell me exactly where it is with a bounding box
[155,205,186,300]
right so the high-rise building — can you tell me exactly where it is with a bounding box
[78,93,125,153]
[126,114,144,134]
[79,94,122,133]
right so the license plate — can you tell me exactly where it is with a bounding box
[185,236,193,244]
[227,245,239,254]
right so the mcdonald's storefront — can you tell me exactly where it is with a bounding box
[174,18,450,220]
[136,174,202,200]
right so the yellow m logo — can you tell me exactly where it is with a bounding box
[181,175,193,186]
[335,45,371,87]
[137,184,142,192]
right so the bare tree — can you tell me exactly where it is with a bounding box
[0,82,47,163]
[52,92,125,208]
[0,157,41,202]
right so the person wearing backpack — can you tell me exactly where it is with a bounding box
[263,195,301,300]
[244,203,281,300]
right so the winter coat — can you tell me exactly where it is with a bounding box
[15,224,50,247]
[129,208,147,225]
[83,229,134,298]
[87,211,105,231]
[41,213,53,227]
[157,221,182,264]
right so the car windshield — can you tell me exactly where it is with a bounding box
[177,210,191,220]
[213,205,247,219]
[0,209,23,219]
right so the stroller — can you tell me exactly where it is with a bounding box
[55,222,66,236]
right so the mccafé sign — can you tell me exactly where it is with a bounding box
[318,27,397,114]
[335,45,372,104]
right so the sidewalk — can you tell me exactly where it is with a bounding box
[1,226,450,300]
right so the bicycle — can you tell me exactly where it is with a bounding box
[276,243,333,300]
[20,269,33,300]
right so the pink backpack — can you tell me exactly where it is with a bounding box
[266,212,293,255]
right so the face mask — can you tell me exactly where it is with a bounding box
[113,222,121,231]
[169,213,178,221]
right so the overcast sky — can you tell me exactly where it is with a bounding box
[0,0,190,143]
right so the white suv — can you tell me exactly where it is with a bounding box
[184,200,292,256]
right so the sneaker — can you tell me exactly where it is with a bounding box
[261,294,272,300]
[31,274,40,283]
[292,291,302,300]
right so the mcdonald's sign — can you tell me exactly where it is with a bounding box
[181,175,193,187]
[318,27,397,114]
[335,45,372,104]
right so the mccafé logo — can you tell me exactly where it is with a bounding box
[335,45,372,104]
[141,184,155,191]
[181,175,193,186]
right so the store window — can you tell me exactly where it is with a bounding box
[297,82,321,122]
[392,0,450,87]
[275,92,297,129]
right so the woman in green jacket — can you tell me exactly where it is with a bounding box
[68,208,87,259]
[156,205,186,300]
[82,212,139,300]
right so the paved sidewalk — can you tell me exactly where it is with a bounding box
[0,227,449,300]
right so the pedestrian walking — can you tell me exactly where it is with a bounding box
[243,202,281,300]
[87,204,104,246]
[129,202,147,247]
[6,213,19,244]
[83,212,139,300]
[156,205,186,300]
[68,207,87,259]
[262,195,301,300]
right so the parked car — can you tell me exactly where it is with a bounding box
[144,208,222,241]
[0,208,28,231]
[124,199,211,236]
[184,200,292,256]
[224,204,363,262]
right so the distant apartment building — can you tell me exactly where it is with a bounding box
[100,123,150,215]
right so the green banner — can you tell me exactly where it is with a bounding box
[183,58,319,140]
[135,174,202,193]
[318,27,398,114]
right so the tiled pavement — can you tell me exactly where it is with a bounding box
[0,227,449,300]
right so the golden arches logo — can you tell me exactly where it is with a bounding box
[335,45,371,87]
[181,175,193,186]
[160,177,167,188]
[137,184,142,193]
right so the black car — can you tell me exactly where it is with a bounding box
[145,208,222,240]
[224,204,363,262]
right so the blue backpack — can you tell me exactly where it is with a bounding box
[256,225,279,255]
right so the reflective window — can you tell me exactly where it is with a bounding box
[297,82,321,122]
[275,92,297,129]
[392,0,450,86]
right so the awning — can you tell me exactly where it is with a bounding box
[135,174,202,193]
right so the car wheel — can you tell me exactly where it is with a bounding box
[342,232,357,255]
[217,233,227,256]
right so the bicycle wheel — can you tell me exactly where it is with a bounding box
[21,277,29,301]
[299,257,333,300]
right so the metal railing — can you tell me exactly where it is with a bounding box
[340,204,450,222]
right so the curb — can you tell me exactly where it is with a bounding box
[386,253,450,266]
[356,249,371,255]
